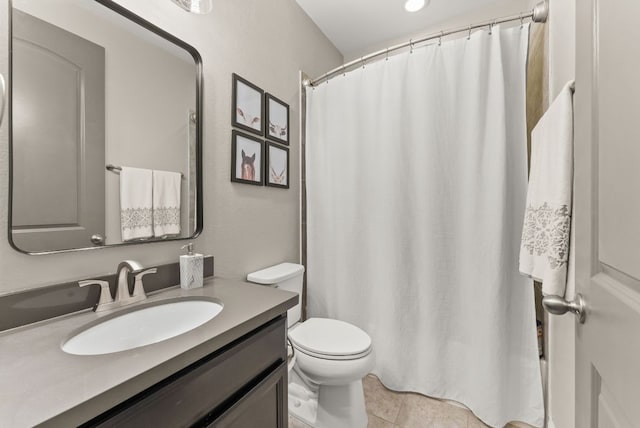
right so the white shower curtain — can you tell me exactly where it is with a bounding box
[305,25,543,428]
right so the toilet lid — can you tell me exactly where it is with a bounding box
[288,318,372,358]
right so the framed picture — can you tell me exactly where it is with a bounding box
[266,142,289,189]
[232,73,264,136]
[265,93,289,145]
[231,130,263,186]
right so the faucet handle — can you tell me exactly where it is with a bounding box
[78,280,114,309]
[134,267,157,280]
[132,268,157,299]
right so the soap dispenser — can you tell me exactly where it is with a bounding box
[180,243,203,289]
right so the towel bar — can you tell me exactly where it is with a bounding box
[106,164,184,179]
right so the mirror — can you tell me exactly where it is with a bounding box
[8,0,203,254]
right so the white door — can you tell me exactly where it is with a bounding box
[573,0,640,426]
[11,9,105,252]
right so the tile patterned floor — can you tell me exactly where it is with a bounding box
[288,374,537,428]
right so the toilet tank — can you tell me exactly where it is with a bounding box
[247,263,305,327]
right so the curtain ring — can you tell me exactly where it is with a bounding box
[488,23,493,35]
[385,48,389,61]
[438,31,443,46]
[409,39,414,54]
[361,57,365,69]
[467,26,471,40]
[520,14,524,28]
[342,65,346,76]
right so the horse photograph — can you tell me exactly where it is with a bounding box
[231,130,263,185]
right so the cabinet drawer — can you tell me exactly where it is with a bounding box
[87,316,287,427]
[206,361,286,428]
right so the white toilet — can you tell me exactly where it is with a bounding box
[247,263,374,428]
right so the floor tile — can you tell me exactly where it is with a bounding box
[363,375,404,423]
[368,413,397,428]
[396,393,468,428]
[467,412,491,428]
[289,374,536,428]
[467,417,536,428]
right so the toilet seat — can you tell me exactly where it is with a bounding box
[289,318,372,361]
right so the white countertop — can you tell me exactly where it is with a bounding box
[0,277,297,427]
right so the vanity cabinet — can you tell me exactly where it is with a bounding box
[83,316,287,428]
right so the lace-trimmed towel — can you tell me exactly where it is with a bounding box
[120,167,154,241]
[153,170,181,237]
[520,80,575,297]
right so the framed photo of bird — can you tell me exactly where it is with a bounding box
[265,93,289,145]
[232,73,264,136]
[265,142,289,189]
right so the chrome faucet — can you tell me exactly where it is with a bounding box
[115,260,144,304]
[79,260,157,312]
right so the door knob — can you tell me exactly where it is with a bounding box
[91,234,105,245]
[542,294,586,324]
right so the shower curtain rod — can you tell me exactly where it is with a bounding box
[304,0,548,87]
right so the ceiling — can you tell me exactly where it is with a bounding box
[296,0,536,60]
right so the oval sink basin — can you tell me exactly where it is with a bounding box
[62,299,223,355]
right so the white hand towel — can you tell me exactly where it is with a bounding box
[520,80,575,296]
[153,170,181,237]
[120,167,154,241]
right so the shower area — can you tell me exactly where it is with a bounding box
[300,2,549,427]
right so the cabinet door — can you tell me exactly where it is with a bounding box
[208,362,287,428]
[84,317,286,428]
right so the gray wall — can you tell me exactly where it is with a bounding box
[0,0,342,294]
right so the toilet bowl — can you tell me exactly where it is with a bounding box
[247,263,374,428]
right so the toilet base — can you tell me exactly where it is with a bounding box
[288,372,318,426]
[288,370,368,428]
[315,381,368,428]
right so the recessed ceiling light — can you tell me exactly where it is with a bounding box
[404,0,427,13]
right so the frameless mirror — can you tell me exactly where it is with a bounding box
[8,0,202,254]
